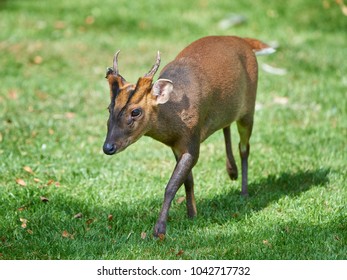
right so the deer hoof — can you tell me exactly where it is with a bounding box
[153,221,166,238]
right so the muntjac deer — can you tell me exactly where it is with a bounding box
[103,36,275,237]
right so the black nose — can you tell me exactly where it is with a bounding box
[103,143,116,155]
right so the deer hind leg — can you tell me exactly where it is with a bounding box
[236,117,254,196]
[223,126,238,180]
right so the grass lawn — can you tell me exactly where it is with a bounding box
[0,0,346,259]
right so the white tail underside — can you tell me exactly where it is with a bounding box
[254,47,276,56]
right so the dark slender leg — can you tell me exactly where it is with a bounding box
[154,147,199,237]
[173,150,197,218]
[239,142,250,196]
[223,126,238,180]
[236,119,253,196]
[184,171,197,218]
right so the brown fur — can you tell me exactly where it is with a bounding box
[103,36,274,236]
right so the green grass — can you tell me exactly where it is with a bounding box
[0,0,346,259]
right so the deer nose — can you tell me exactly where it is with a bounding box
[103,143,117,155]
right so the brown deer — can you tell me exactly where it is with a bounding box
[103,36,275,236]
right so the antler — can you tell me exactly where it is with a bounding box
[144,51,161,78]
[105,50,121,78]
[113,50,121,75]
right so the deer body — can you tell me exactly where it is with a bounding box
[148,37,258,144]
[103,36,274,236]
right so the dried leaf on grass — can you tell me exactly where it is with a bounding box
[54,21,65,29]
[176,196,185,204]
[33,55,43,64]
[141,232,147,239]
[23,166,34,174]
[20,218,27,228]
[16,178,26,186]
[17,206,26,211]
[342,5,347,16]
[47,179,54,185]
[158,233,165,241]
[86,218,94,225]
[176,250,184,257]
[8,89,18,100]
[74,213,83,219]
[336,0,347,16]
[62,230,74,239]
[85,16,95,25]
[47,179,60,187]
[65,112,75,119]
[263,240,272,248]
[40,196,49,203]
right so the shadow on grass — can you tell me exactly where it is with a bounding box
[185,210,346,260]
[1,168,333,259]
[197,168,331,221]
[184,168,346,259]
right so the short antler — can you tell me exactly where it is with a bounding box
[113,50,121,75]
[105,50,121,78]
[144,51,161,78]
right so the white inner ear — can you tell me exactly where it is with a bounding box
[152,79,173,104]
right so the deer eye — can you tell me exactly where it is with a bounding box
[131,108,142,118]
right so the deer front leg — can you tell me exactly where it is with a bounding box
[183,171,197,218]
[172,149,197,219]
[154,150,198,237]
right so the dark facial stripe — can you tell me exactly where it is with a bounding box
[111,77,152,120]
[111,82,119,106]
[115,78,144,118]
[109,74,127,102]
[116,89,135,119]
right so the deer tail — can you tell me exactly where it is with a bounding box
[243,38,276,56]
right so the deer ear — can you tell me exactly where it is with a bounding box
[152,79,173,104]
